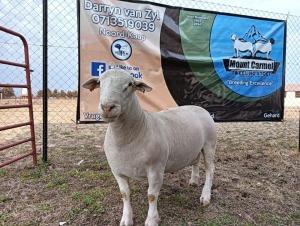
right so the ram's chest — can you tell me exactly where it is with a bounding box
[103,135,168,179]
[104,141,149,178]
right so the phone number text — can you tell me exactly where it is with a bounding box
[91,14,156,32]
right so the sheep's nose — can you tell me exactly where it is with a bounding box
[101,103,115,113]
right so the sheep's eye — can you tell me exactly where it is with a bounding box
[124,83,133,92]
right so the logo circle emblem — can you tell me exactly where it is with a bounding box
[111,39,132,61]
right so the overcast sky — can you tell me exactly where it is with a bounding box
[197,0,300,16]
[1,0,299,97]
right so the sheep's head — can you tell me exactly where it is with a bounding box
[231,34,237,41]
[82,69,152,123]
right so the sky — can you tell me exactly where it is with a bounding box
[199,0,300,16]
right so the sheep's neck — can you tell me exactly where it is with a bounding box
[109,95,147,145]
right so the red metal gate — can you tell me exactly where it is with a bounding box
[0,26,37,168]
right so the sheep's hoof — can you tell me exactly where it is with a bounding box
[120,218,133,226]
[189,178,199,187]
[145,215,160,226]
[200,195,211,207]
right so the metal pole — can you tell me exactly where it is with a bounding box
[42,0,48,162]
[299,110,300,152]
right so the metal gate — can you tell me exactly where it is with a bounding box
[0,26,37,168]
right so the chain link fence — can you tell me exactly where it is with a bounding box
[0,0,299,165]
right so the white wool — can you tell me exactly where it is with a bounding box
[82,69,217,226]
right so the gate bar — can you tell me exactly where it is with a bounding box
[0,26,37,167]
[0,138,32,151]
[0,122,31,132]
[0,151,35,168]
[0,84,27,88]
[0,59,26,68]
[0,104,30,109]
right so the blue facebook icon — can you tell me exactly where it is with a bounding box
[91,62,106,76]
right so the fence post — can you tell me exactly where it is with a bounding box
[43,0,48,162]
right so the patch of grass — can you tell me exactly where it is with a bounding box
[261,213,283,226]
[40,203,53,212]
[69,169,113,181]
[70,170,97,180]
[0,214,13,222]
[0,195,13,203]
[99,171,113,179]
[61,131,74,138]
[71,189,106,213]
[170,195,187,206]
[0,169,7,177]
[99,160,110,169]
[21,158,51,182]
[197,214,241,226]
[162,214,253,226]
[68,206,82,218]
[23,168,44,181]
[46,173,69,190]
[286,211,300,222]
[64,146,80,153]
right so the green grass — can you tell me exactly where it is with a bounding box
[0,169,6,177]
[20,158,51,182]
[286,211,300,222]
[39,203,54,212]
[0,214,13,222]
[46,173,69,190]
[197,214,254,226]
[71,188,106,214]
[170,195,188,206]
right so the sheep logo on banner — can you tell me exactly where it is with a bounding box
[224,25,280,74]
[111,39,132,61]
[231,25,275,59]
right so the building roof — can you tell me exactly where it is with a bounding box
[285,84,300,92]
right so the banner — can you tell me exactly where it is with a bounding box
[77,0,286,123]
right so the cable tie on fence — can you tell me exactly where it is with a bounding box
[286,11,290,21]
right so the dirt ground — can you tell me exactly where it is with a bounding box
[0,100,300,225]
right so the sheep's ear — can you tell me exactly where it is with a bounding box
[82,78,100,92]
[133,80,152,93]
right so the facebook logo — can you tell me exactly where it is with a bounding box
[91,62,106,76]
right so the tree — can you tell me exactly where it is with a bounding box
[35,89,77,99]
[66,91,72,98]
[48,88,52,97]
[35,88,52,98]
[72,90,78,98]
[60,90,66,98]
[0,87,15,98]
[52,89,59,98]
[66,90,78,98]
[36,90,43,98]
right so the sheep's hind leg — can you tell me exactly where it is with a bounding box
[145,170,164,226]
[114,174,133,226]
[189,153,201,186]
[200,144,215,206]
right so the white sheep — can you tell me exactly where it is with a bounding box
[253,38,275,59]
[231,34,254,57]
[82,69,217,226]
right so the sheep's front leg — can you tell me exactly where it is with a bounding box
[145,171,164,226]
[114,174,133,226]
[234,48,238,57]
